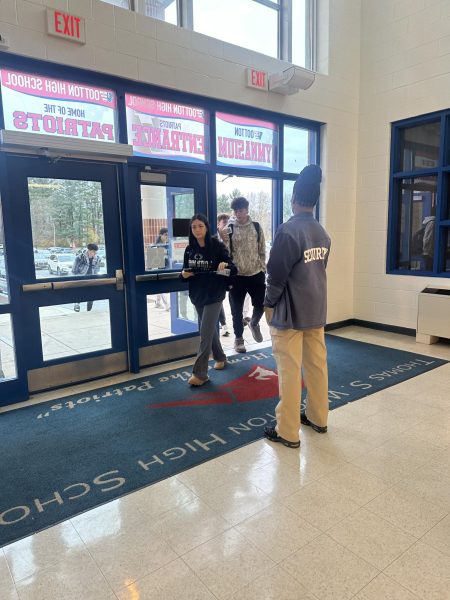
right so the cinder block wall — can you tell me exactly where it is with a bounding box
[355,0,450,329]
[0,0,361,325]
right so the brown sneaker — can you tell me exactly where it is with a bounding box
[214,360,227,370]
[188,375,209,386]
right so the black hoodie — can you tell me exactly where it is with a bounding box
[182,237,237,307]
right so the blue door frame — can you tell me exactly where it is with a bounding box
[0,155,127,406]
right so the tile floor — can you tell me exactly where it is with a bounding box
[1,326,450,600]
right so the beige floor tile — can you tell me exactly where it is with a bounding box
[426,447,450,476]
[244,459,309,498]
[116,558,216,600]
[328,507,416,569]
[75,516,178,591]
[149,497,231,555]
[236,504,321,563]
[14,551,116,600]
[365,486,448,537]
[230,563,316,600]
[218,439,276,470]
[197,479,273,526]
[354,572,420,600]
[385,541,450,600]
[351,445,429,485]
[283,480,360,532]
[397,465,450,510]
[281,533,379,600]
[318,463,389,505]
[306,424,383,460]
[420,514,450,557]
[0,583,19,600]
[0,553,17,599]
[176,459,245,495]
[182,528,275,600]
[3,521,84,582]
[274,441,346,484]
[129,477,198,519]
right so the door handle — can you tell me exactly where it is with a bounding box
[22,282,53,292]
[136,271,181,282]
[52,278,117,290]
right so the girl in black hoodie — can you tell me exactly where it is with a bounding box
[181,214,237,386]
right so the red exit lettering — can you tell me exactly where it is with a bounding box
[54,11,81,39]
[251,70,266,88]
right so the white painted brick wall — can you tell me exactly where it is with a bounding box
[356,0,450,329]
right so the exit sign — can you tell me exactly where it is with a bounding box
[47,8,86,44]
[246,68,268,91]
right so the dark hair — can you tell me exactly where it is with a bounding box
[230,196,249,211]
[217,213,229,223]
[87,243,98,251]
[158,227,168,236]
[188,213,212,247]
[156,227,168,244]
[292,164,322,207]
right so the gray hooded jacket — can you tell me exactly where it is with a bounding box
[265,213,331,330]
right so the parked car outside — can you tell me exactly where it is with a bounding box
[34,251,50,270]
[48,253,75,276]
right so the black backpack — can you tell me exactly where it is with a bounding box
[228,221,261,259]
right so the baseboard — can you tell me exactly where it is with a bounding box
[326,318,416,337]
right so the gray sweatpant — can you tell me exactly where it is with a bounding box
[193,301,227,380]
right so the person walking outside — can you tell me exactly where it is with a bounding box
[72,243,101,312]
[154,227,170,310]
[181,214,237,386]
[264,165,331,448]
[216,213,231,336]
[219,197,266,353]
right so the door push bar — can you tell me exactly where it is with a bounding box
[136,271,181,282]
[23,270,124,292]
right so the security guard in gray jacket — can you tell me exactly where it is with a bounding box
[264,164,331,448]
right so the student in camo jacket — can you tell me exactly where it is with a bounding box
[263,165,331,449]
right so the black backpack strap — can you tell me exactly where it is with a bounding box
[253,221,261,244]
[228,222,234,258]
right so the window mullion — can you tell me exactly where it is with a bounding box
[179,0,193,29]
[279,0,291,62]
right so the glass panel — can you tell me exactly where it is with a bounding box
[126,94,209,163]
[100,0,130,7]
[0,69,118,143]
[396,176,437,271]
[135,0,177,24]
[141,185,194,271]
[216,113,278,170]
[292,0,307,68]
[283,180,295,222]
[284,125,311,173]
[39,301,112,361]
[398,122,440,172]
[444,228,450,272]
[192,0,278,58]
[216,174,273,254]
[0,314,17,380]
[147,292,198,340]
[0,200,9,305]
[28,178,107,279]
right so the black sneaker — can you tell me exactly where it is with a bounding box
[264,426,300,448]
[301,413,327,433]
[248,321,263,343]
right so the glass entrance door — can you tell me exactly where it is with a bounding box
[1,156,127,400]
[129,168,207,368]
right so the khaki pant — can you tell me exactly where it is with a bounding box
[270,326,328,443]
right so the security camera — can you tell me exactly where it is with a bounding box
[268,66,315,94]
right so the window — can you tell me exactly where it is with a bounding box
[388,112,450,276]
[101,0,316,68]
[215,112,278,170]
[126,94,209,163]
[192,0,279,58]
